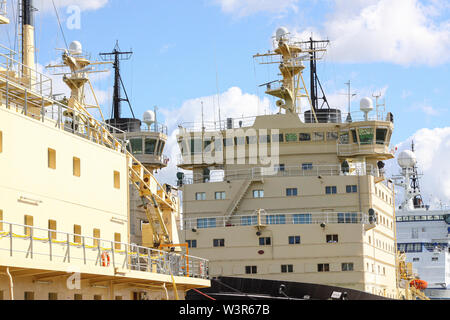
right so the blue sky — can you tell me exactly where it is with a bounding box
[1,0,450,205]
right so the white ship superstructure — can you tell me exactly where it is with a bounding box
[394,143,450,299]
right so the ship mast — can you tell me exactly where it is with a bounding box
[20,0,36,80]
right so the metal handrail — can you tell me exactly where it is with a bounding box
[181,164,376,184]
[0,220,209,279]
[182,212,370,229]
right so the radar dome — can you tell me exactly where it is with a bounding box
[276,27,289,41]
[360,97,374,112]
[397,150,417,168]
[69,41,82,55]
[143,110,155,126]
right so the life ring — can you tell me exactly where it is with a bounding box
[101,251,110,267]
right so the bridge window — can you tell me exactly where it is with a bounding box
[299,133,311,141]
[359,127,374,145]
[376,128,388,145]
[144,138,156,154]
[327,132,338,141]
[351,129,358,144]
[272,133,284,143]
[313,132,324,141]
[285,133,297,142]
[156,141,165,155]
[339,131,349,144]
[130,138,143,154]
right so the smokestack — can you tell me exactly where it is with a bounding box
[21,0,35,73]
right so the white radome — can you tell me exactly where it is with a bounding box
[69,41,82,55]
[360,97,374,112]
[397,150,417,168]
[276,27,289,41]
[143,110,155,126]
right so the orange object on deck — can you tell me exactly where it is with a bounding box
[410,279,428,290]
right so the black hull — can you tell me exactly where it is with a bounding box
[186,276,390,300]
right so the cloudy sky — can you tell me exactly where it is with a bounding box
[1,0,449,208]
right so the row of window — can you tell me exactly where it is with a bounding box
[128,137,165,156]
[182,127,389,155]
[195,185,358,201]
[187,234,340,248]
[398,242,450,253]
[244,263,355,275]
[396,214,450,223]
[47,147,121,189]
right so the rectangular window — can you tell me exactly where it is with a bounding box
[285,133,297,142]
[432,257,438,261]
[266,215,286,225]
[346,185,357,193]
[94,295,102,300]
[342,263,354,271]
[286,188,298,196]
[281,265,294,273]
[24,292,34,300]
[351,129,358,144]
[259,135,270,144]
[195,192,206,201]
[130,138,143,154]
[93,228,100,247]
[187,240,197,248]
[48,292,58,300]
[318,264,330,272]
[293,214,312,224]
[234,136,245,146]
[113,171,120,189]
[48,219,57,240]
[326,234,339,243]
[73,157,81,177]
[0,290,3,300]
[0,131,2,153]
[115,296,123,300]
[275,164,285,172]
[213,239,225,247]
[325,186,337,194]
[24,215,33,236]
[215,191,226,200]
[73,225,81,244]
[302,163,313,170]
[359,127,374,145]
[313,132,324,141]
[241,216,257,226]
[327,132,338,141]
[288,236,301,244]
[48,148,56,169]
[376,128,388,145]
[223,138,233,147]
[272,133,284,143]
[0,210,3,231]
[197,218,216,228]
[259,237,271,246]
[339,132,349,144]
[74,294,82,300]
[114,233,121,250]
[144,138,157,154]
[299,133,311,141]
[245,266,257,274]
[253,190,264,198]
[338,213,358,224]
[246,136,257,144]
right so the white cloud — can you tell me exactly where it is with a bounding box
[292,0,450,66]
[155,87,271,185]
[212,0,299,17]
[386,127,450,209]
[412,101,445,116]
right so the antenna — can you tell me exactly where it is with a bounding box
[344,80,357,122]
[99,41,134,121]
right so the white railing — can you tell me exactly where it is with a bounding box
[178,110,392,133]
[0,47,53,97]
[183,212,370,230]
[0,75,129,154]
[181,164,377,185]
[0,220,209,280]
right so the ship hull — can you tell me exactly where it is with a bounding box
[186,276,390,300]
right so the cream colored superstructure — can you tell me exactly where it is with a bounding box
[176,29,418,299]
[0,3,209,300]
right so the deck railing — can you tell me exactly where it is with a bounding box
[183,212,370,230]
[0,220,209,280]
[181,164,377,185]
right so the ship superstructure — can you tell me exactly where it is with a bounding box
[393,143,450,299]
[176,27,425,299]
[0,0,209,300]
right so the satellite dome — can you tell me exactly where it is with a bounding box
[397,150,417,168]
[143,110,155,126]
[360,97,374,112]
[275,27,289,41]
[69,41,82,55]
